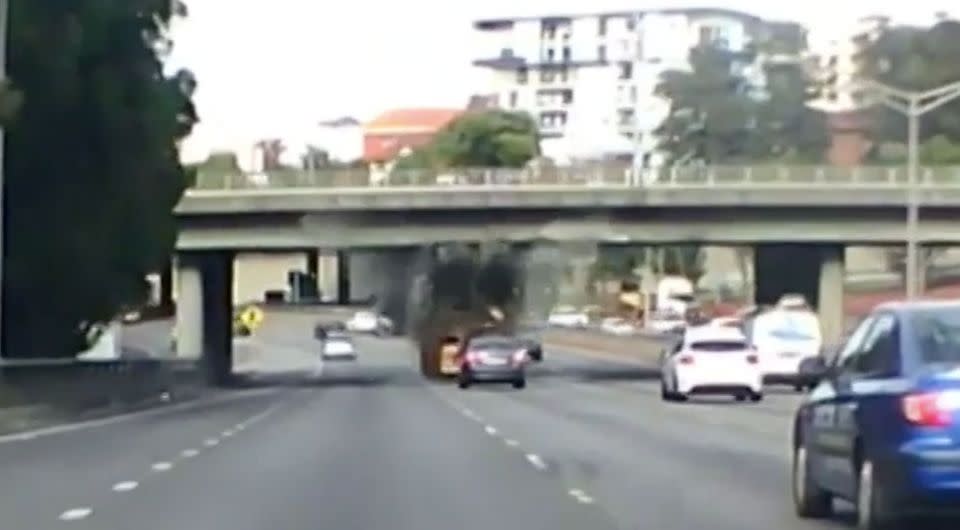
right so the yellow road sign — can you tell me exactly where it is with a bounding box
[239,305,264,330]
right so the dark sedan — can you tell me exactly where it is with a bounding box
[458,335,529,390]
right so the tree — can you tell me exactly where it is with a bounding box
[394,110,539,170]
[254,138,286,171]
[3,0,197,357]
[656,45,827,165]
[301,145,330,170]
[861,19,960,151]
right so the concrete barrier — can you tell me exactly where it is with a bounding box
[543,329,668,362]
[0,359,204,434]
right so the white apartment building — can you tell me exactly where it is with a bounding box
[806,16,890,113]
[472,8,769,166]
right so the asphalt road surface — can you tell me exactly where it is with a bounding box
[1,314,863,530]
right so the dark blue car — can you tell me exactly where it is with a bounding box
[792,301,960,529]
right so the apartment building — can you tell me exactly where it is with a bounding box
[472,8,775,166]
[805,16,890,166]
[806,15,890,113]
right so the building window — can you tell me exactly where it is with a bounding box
[828,55,838,68]
[562,46,571,62]
[562,90,574,104]
[598,45,607,61]
[619,62,633,80]
[618,109,635,126]
[598,16,608,36]
[542,22,557,40]
[629,85,637,102]
[626,15,636,31]
[541,68,556,83]
[516,67,528,84]
[546,48,555,62]
[509,91,518,108]
[559,67,569,83]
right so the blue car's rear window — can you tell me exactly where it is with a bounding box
[910,309,960,365]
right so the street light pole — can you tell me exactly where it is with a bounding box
[631,11,643,186]
[0,0,8,357]
[862,79,960,299]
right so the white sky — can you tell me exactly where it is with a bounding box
[167,0,956,161]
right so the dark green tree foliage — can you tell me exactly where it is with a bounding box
[395,110,539,170]
[4,0,196,357]
[411,243,523,353]
[862,19,960,149]
[656,46,827,164]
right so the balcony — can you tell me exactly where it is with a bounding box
[474,48,526,69]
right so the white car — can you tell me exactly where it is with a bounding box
[346,311,391,335]
[321,332,357,361]
[660,325,763,402]
[647,310,687,334]
[746,306,822,391]
[547,307,589,328]
[601,317,636,336]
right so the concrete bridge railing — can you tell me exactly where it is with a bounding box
[189,165,960,192]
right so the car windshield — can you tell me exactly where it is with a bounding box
[909,308,960,365]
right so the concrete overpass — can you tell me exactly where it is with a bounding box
[169,167,960,383]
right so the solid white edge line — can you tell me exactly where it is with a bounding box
[204,438,219,447]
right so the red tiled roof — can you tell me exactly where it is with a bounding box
[364,108,463,134]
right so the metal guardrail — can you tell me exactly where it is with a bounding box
[189,166,960,191]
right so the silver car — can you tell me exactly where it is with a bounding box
[457,335,529,390]
[321,332,357,361]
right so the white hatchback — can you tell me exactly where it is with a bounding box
[660,325,763,402]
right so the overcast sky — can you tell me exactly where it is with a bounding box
[167,0,955,161]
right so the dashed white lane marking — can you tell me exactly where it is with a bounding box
[182,449,199,458]
[151,462,173,472]
[505,438,520,447]
[59,508,93,521]
[525,453,548,470]
[484,425,498,436]
[568,489,594,504]
[111,481,138,492]
[204,438,220,447]
[222,429,235,437]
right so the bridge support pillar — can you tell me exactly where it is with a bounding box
[336,250,351,305]
[175,251,235,386]
[817,245,846,345]
[754,244,845,345]
[159,260,174,311]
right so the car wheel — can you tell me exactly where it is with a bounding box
[735,394,747,402]
[458,376,471,390]
[750,392,763,402]
[512,378,526,390]
[856,458,899,530]
[793,444,833,518]
[794,384,805,393]
[660,379,673,401]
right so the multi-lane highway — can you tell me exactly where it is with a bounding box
[0,314,854,530]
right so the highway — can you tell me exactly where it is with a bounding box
[0,314,852,530]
